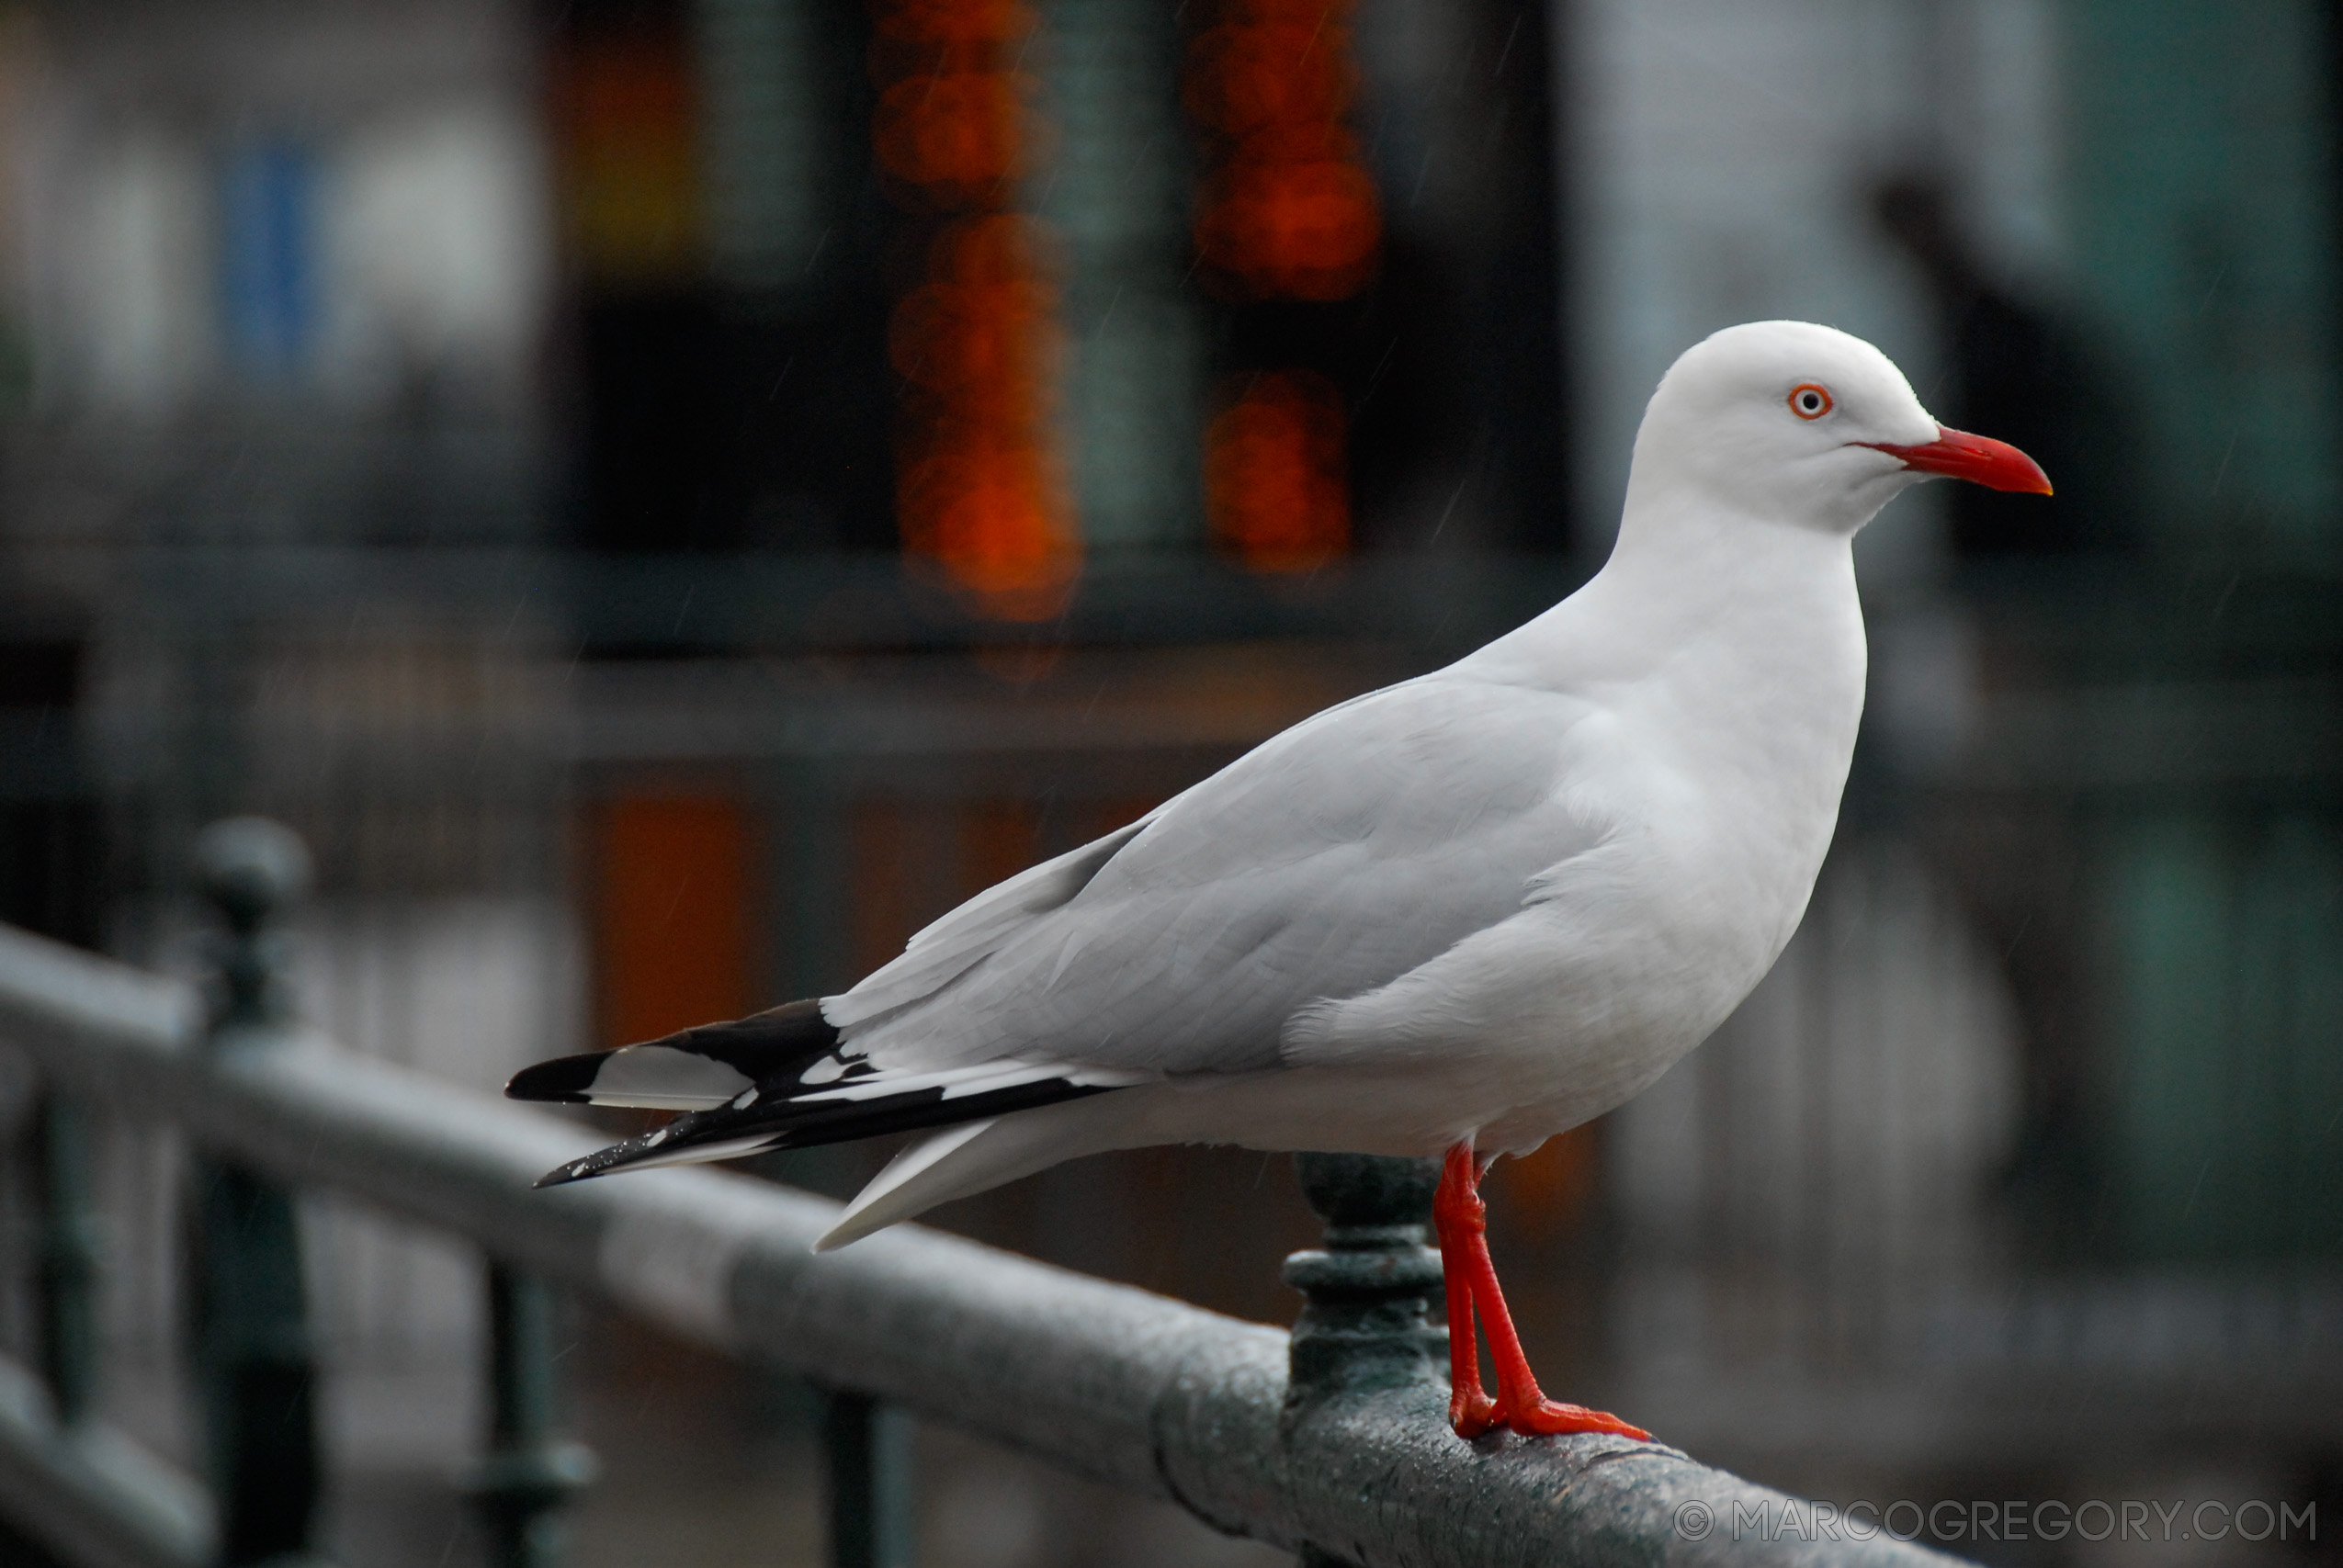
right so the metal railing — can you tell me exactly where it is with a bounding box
[0,819,1957,1568]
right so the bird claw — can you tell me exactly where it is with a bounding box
[1449,1388,1501,1438]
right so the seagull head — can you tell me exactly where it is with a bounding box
[1630,320,2052,536]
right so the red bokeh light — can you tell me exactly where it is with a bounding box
[1205,370,1350,572]
[1185,1,1377,573]
[873,0,1034,50]
[872,0,1077,619]
[1184,0,1381,302]
[1194,158,1380,302]
[1183,22,1355,137]
[875,73,1027,200]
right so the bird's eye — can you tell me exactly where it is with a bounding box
[1788,384,1833,420]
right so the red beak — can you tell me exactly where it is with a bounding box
[1862,426,2053,495]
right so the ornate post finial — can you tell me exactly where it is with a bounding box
[193,816,311,1032]
[1283,1153,1445,1402]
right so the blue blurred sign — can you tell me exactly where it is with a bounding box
[221,141,314,373]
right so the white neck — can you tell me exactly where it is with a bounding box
[1476,491,1866,697]
[1462,487,1870,880]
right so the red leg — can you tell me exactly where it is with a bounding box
[1433,1145,1499,1435]
[1433,1140,1651,1442]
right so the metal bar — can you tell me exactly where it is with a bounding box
[186,1161,324,1566]
[0,917,1954,1568]
[0,1354,211,1568]
[820,1390,911,1568]
[466,1266,597,1568]
[187,819,330,1568]
[33,1093,98,1427]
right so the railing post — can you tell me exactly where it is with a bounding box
[821,1389,913,1568]
[1283,1153,1446,1568]
[188,817,334,1568]
[32,1090,98,1427]
[466,1264,598,1568]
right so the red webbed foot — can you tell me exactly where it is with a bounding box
[1500,1398,1651,1441]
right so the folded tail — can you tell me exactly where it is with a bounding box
[812,1093,1150,1250]
[505,998,1147,1190]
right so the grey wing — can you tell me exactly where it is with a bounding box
[828,674,1606,1077]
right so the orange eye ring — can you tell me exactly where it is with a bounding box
[1788,383,1833,420]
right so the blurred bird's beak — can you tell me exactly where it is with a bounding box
[1862,426,2053,494]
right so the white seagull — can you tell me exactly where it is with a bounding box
[510,321,2050,1439]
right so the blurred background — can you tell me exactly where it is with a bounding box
[0,0,2338,1563]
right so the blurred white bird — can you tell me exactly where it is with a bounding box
[510,320,2050,1439]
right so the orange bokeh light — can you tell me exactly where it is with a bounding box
[872,0,1077,618]
[874,0,1035,50]
[1195,157,1380,301]
[1184,0,1381,303]
[1183,22,1356,136]
[875,73,1027,199]
[1186,0,1376,577]
[1205,370,1350,572]
[898,442,1076,610]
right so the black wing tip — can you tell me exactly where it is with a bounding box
[506,1054,608,1103]
[529,1122,700,1190]
[533,1158,602,1189]
[673,1000,842,1056]
[508,998,840,1105]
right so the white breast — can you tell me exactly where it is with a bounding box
[1273,508,1871,1156]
